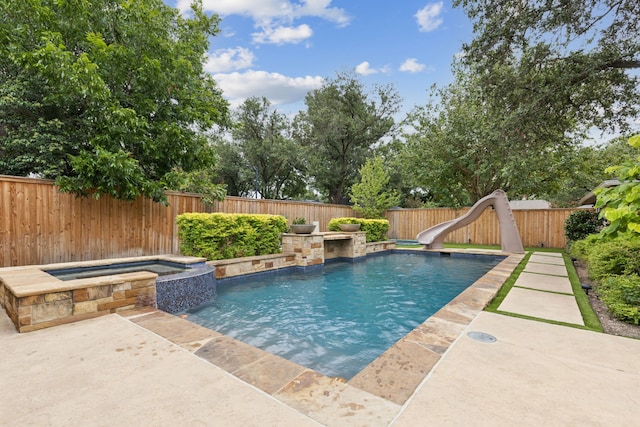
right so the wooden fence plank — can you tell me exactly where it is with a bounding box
[0,175,577,267]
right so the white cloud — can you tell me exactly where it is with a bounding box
[399,58,426,73]
[355,61,378,76]
[213,70,324,107]
[205,47,255,73]
[416,2,444,32]
[177,0,350,27]
[253,24,313,45]
[354,61,391,76]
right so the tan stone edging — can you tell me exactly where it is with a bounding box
[124,251,523,414]
[348,253,524,404]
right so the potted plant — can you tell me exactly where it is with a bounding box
[338,223,361,232]
[290,217,316,234]
[329,217,362,232]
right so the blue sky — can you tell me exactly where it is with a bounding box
[169,0,474,118]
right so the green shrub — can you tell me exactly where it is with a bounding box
[564,209,601,242]
[598,275,640,325]
[176,213,288,260]
[328,217,390,242]
[595,134,640,237]
[586,235,640,281]
[568,234,601,261]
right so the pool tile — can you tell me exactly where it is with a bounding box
[195,335,270,373]
[276,370,401,426]
[129,311,221,343]
[404,317,467,353]
[233,354,307,395]
[348,339,441,405]
[432,307,475,325]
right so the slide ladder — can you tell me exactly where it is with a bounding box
[416,189,524,253]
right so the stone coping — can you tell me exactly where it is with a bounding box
[322,231,365,240]
[126,251,524,412]
[0,255,205,298]
[0,254,206,272]
[207,252,290,267]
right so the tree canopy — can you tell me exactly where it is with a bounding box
[0,0,229,202]
[455,0,639,133]
[294,72,401,204]
[229,97,306,200]
[401,65,576,206]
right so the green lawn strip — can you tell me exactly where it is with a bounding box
[485,252,531,312]
[485,250,603,332]
[563,253,603,332]
[490,310,601,331]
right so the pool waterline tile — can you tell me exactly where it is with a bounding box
[121,251,523,418]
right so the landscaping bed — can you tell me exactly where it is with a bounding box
[574,260,640,340]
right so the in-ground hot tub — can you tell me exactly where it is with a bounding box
[0,255,215,332]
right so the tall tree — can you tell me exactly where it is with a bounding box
[455,0,639,134]
[295,72,401,204]
[210,137,255,197]
[402,65,577,206]
[230,97,306,200]
[0,0,229,202]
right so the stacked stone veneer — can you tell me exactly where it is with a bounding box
[0,269,156,333]
[281,233,326,266]
[323,232,367,261]
[211,234,394,279]
[366,241,396,254]
[209,253,298,279]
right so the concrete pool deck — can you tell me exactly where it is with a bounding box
[1,252,639,425]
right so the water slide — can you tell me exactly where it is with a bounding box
[416,189,524,253]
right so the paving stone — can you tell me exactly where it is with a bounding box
[515,271,573,294]
[498,287,584,325]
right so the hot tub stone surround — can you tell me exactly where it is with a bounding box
[0,255,206,332]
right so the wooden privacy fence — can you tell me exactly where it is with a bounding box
[0,175,574,267]
[386,207,574,249]
[0,176,355,267]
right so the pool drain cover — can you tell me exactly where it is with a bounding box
[467,331,497,343]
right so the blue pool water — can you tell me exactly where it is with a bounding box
[184,252,502,379]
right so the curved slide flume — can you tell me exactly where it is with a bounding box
[416,189,524,253]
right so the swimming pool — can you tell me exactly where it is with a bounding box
[184,252,502,379]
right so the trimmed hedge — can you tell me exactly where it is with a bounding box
[176,213,288,260]
[564,209,601,243]
[328,217,390,242]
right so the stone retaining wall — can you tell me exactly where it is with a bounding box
[208,253,297,279]
[1,271,156,333]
